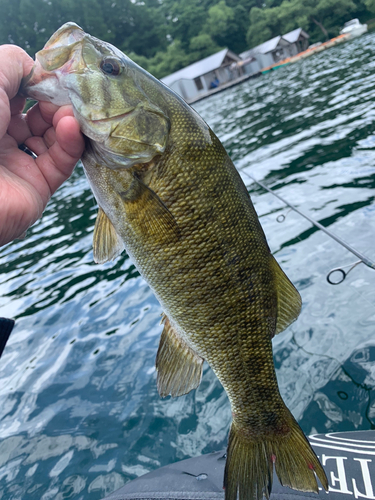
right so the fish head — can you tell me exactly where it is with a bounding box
[22,22,170,168]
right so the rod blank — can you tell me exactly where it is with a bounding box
[243,172,375,283]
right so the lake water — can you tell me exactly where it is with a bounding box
[1,32,375,500]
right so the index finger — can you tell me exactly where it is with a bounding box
[0,45,34,139]
[0,45,34,99]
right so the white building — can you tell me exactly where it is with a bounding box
[161,28,310,103]
[161,48,242,102]
[240,36,293,69]
[283,28,310,55]
[240,28,310,69]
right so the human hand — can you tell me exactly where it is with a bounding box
[0,45,84,247]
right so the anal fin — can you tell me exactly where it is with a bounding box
[156,314,204,398]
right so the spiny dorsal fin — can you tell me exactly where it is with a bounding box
[156,314,204,398]
[93,208,125,264]
[270,256,302,336]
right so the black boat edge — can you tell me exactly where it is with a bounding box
[102,430,375,500]
[0,317,15,359]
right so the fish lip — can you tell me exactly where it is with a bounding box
[43,22,85,50]
[20,41,83,99]
[23,24,87,88]
[19,62,61,101]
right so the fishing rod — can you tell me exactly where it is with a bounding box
[242,172,375,285]
[18,144,375,284]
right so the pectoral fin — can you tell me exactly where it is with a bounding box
[156,314,204,398]
[93,208,125,264]
[120,174,180,242]
[270,256,302,336]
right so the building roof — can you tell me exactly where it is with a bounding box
[283,27,309,43]
[161,48,240,86]
[240,27,309,60]
[240,35,288,59]
[254,35,283,54]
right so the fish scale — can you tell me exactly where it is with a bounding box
[21,22,328,500]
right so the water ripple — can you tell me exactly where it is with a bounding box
[0,32,375,499]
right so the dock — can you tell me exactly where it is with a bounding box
[260,33,351,73]
[188,33,351,105]
[187,71,261,104]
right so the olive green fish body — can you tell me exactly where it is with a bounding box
[21,23,328,500]
[85,97,280,414]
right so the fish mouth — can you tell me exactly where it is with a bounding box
[36,23,86,73]
[21,23,86,96]
[43,22,85,50]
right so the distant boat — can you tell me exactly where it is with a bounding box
[340,18,368,38]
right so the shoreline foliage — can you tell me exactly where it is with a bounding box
[0,0,373,79]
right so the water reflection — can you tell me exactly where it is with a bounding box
[0,32,375,499]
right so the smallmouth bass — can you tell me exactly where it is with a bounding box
[21,23,328,500]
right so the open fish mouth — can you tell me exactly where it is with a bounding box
[42,22,85,50]
[20,23,87,100]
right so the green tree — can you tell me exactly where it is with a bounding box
[162,0,208,52]
[189,33,220,60]
[0,0,62,54]
[206,1,234,40]
[226,0,264,10]
[365,0,375,12]
[202,1,249,54]
[247,7,276,47]
[0,0,370,83]
[147,40,192,79]
[311,0,357,37]
[227,5,251,54]
[246,0,358,48]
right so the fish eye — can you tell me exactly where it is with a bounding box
[100,58,121,76]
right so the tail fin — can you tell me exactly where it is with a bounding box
[224,427,273,500]
[224,414,328,500]
[273,416,328,493]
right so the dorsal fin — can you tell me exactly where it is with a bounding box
[270,256,302,336]
[93,208,125,264]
